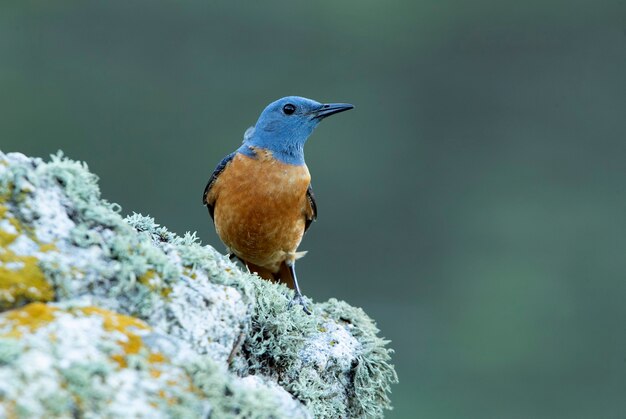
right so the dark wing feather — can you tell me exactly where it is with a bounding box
[203,152,236,220]
[304,184,317,233]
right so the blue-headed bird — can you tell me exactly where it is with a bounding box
[203,96,353,314]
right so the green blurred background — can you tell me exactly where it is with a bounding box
[2,1,626,417]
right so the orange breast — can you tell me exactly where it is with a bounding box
[208,149,311,272]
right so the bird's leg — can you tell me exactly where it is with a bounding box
[287,262,311,315]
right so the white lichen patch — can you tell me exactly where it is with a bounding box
[29,188,76,244]
[0,219,17,235]
[164,272,247,363]
[8,234,40,256]
[300,321,361,372]
[2,261,24,271]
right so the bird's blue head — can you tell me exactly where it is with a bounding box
[238,96,354,165]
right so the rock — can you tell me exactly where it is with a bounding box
[0,151,397,418]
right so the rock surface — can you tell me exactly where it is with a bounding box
[0,151,397,418]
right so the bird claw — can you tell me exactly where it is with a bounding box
[288,294,312,315]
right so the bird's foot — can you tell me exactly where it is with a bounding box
[288,293,312,315]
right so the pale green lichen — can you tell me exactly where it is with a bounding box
[238,275,398,417]
[0,150,397,418]
[319,299,399,417]
[189,357,311,418]
[0,338,22,365]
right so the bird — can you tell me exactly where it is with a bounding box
[203,96,354,314]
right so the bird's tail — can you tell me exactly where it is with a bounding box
[245,261,295,289]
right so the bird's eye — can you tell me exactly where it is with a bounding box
[282,104,296,115]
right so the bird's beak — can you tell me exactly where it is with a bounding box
[312,103,354,120]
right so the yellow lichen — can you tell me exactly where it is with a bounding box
[0,303,186,396]
[138,269,156,286]
[39,243,57,252]
[147,352,167,378]
[0,302,58,338]
[75,306,150,368]
[34,306,174,373]
[138,269,172,298]
[1,400,17,419]
[73,307,175,375]
[0,185,12,203]
[74,306,147,331]
[148,352,166,363]
[157,389,179,406]
[0,205,54,309]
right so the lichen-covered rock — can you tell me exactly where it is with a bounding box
[0,151,397,418]
[0,302,207,418]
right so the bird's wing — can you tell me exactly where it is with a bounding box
[304,184,317,233]
[203,152,236,220]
